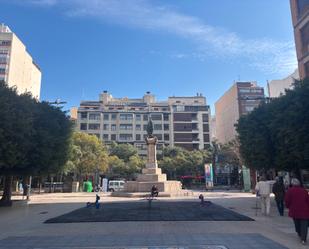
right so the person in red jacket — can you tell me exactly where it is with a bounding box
[285,178,309,245]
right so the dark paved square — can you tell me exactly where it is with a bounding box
[45,200,254,223]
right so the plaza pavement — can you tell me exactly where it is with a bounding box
[0,191,306,249]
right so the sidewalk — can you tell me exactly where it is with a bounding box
[0,191,306,249]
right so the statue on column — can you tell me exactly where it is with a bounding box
[145,119,157,167]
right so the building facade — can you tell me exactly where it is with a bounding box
[268,69,299,98]
[290,0,309,79]
[215,81,265,144]
[0,24,41,99]
[76,91,211,155]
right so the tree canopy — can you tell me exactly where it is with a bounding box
[0,80,73,205]
[159,146,211,179]
[236,78,309,174]
[66,132,109,180]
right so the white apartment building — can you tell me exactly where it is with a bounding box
[0,24,41,99]
[76,91,211,155]
[268,69,299,98]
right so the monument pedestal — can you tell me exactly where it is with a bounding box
[112,130,185,197]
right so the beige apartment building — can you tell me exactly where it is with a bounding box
[290,0,309,79]
[0,24,41,99]
[76,91,211,155]
[215,82,265,144]
[268,69,299,98]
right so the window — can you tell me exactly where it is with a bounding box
[120,114,133,120]
[80,123,87,130]
[103,134,109,140]
[136,114,141,121]
[136,124,141,130]
[176,105,185,112]
[192,114,197,120]
[154,124,162,130]
[163,114,169,121]
[203,134,210,143]
[88,123,100,130]
[164,124,169,131]
[164,134,169,141]
[143,125,148,131]
[203,124,209,132]
[111,114,117,120]
[154,134,162,140]
[0,57,8,64]
[135,143,143,149]
[103,124,109,130]
[136,134,141,141]
[0,40,11,46]
[120,124,133,130]
[143,114,148,121]
[111,134,116,141]
[151,114,162,120]
[119,134,133,141]
[202,114,209,122]
[80,112,87,119]
[111,124,116,131]
[103,114,109,120]
[89,113,100,120]
[0,68,5,74]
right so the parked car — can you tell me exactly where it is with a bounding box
[108,180,125,192]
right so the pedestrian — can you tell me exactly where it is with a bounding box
[285,178,309,245]
[272,176,285,216]
[151,185,158,197]
[255,175,274,216]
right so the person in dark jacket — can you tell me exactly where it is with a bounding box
[285,178,309,245]
[272,177,285,216]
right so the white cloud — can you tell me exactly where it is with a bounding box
[15,0,297,75]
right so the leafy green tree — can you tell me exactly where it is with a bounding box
[109,142,138,162]
[236,78,309,177]
[66,132,108,183]
[0,81,73,205]
[159,146,211,179]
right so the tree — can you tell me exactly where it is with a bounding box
[109,142,138,162]
[159,146,211,179]
[0,81,73,205]
[66,132,108,183]
[236,78,309,176]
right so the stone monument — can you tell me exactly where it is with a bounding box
[123,119,182,195]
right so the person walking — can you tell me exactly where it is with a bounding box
[285,178,309,245]
[255,176,274,216]
[272,177,285,216]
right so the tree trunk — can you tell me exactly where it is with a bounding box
[0,175,13,206]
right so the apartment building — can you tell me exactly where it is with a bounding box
[215,81,265,144]
[268,69,299,98]
[76,91,211,155]
[0,24,41,99]
[290,0,309,79]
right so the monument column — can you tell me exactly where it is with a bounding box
[145,136,158,169]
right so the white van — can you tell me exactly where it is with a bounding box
[108,180,125,192]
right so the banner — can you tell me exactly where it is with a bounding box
[242,166,251,192]
[204,163,214,188]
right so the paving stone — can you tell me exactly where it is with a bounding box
[0,234,287,249]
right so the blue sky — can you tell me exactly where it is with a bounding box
[0,0,297,112]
